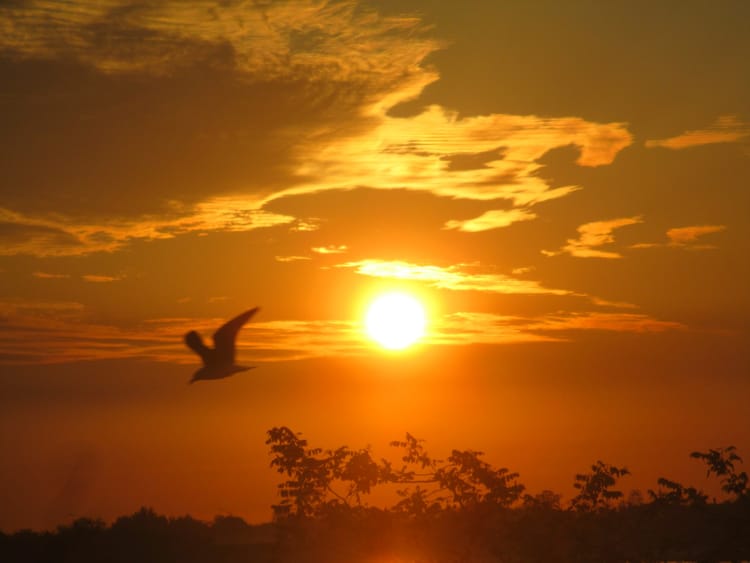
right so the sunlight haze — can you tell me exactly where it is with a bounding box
[0,0,748,538]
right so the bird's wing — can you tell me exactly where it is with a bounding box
[213,307,259,361]
[184,330,212,366]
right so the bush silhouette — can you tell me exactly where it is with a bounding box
[1,431,749,562]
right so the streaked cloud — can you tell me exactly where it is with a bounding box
[426,312,560,346]
[275,255,312,263]
[291,219,323,233]
[336,259,572,295]
[527,312,685,334]
[589,297,638,310]
[511,266,534,276]
[312,245,348,255]
[0,202,294,256]
[82,274,122,283]
[0,300,368,364]
[444,208,537,232]
[0,1,634,258]
[543,217,643,259]
[0,299,687,366]
[646,115,750,149]
[0,214,84,256]
[0,0,437,255]
[280,106,631,210]
[632,224,727,250]
[32,272,71,280]
[667,225,727,246]
[0,0,438,105]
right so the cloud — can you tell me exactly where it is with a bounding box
[0,1,632,258]
[0,0,438,99]
[632,224,727,250]
[0,299,686,366]
[427,310,685,346]
[275,255,311,263]
[425,312,560,346]
[589,297,638,309]
[511,266,534,276]
[645,115,750,149]
[278,106,631,210]
[0,300,367,364]
[290,219,323,233]
[0,217,83,257]
[32,272,71,280]
[82,274,122,283]
[312,245,348,255]
[0,203,294,256]
[544,216,643,259]
[666,225,727,246]
[527,312,685,334]
[443,208,537,232]
[336,259,571,295]
[0,1,439,255]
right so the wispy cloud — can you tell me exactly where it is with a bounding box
[632,224,727,250]
[275,255,312,263]
[425,312,560,346]
[0,203,294,256]
[589,297,638,310]
[290,219,323,233]
[336,259,571,295]
[0,300,373,365]
[526,312,685,334]
[82,274,122,283]
[280,107,631,210]
[646,115,750,149]
[312,245,348,255]
[32,272,71,280]
[0,300,686,366]
[444,208,537,232]
[0,1,437,256]
[0,2,634,258]
[666,225,727,246]
[543,217,643,259]
[0,0,438,105]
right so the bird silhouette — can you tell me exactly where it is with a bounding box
[184,307,259,383]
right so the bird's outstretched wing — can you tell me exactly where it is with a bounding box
[213,307,259,361]
[184,330,212,366]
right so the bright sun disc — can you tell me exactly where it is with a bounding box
[365,292,426,350]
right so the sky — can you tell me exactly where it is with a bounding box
[1,0,749,531]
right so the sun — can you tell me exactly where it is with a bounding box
[365,292,427,350]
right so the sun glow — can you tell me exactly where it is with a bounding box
[365,292,427,350]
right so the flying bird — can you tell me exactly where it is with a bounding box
[184,308,259,383]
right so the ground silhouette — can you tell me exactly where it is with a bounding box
[2,429,748,562]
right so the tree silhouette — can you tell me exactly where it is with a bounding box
[648,477,707,506]
[266,426,386,518]
[570,460,630,512]
[434,449,524,509]
[266,427,525,519]
[3,434,750,563]
[691,445,748,500]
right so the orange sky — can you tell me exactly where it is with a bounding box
[1,0,749,531]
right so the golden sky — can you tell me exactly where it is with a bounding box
[1,0,749,530]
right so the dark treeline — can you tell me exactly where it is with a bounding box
[2,427,749,563]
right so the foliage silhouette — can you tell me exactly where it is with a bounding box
[647,477,708,506]
[691,445,749,499]
[266,426,525,518]
[569,460,630,512]
[2,432,750,562]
